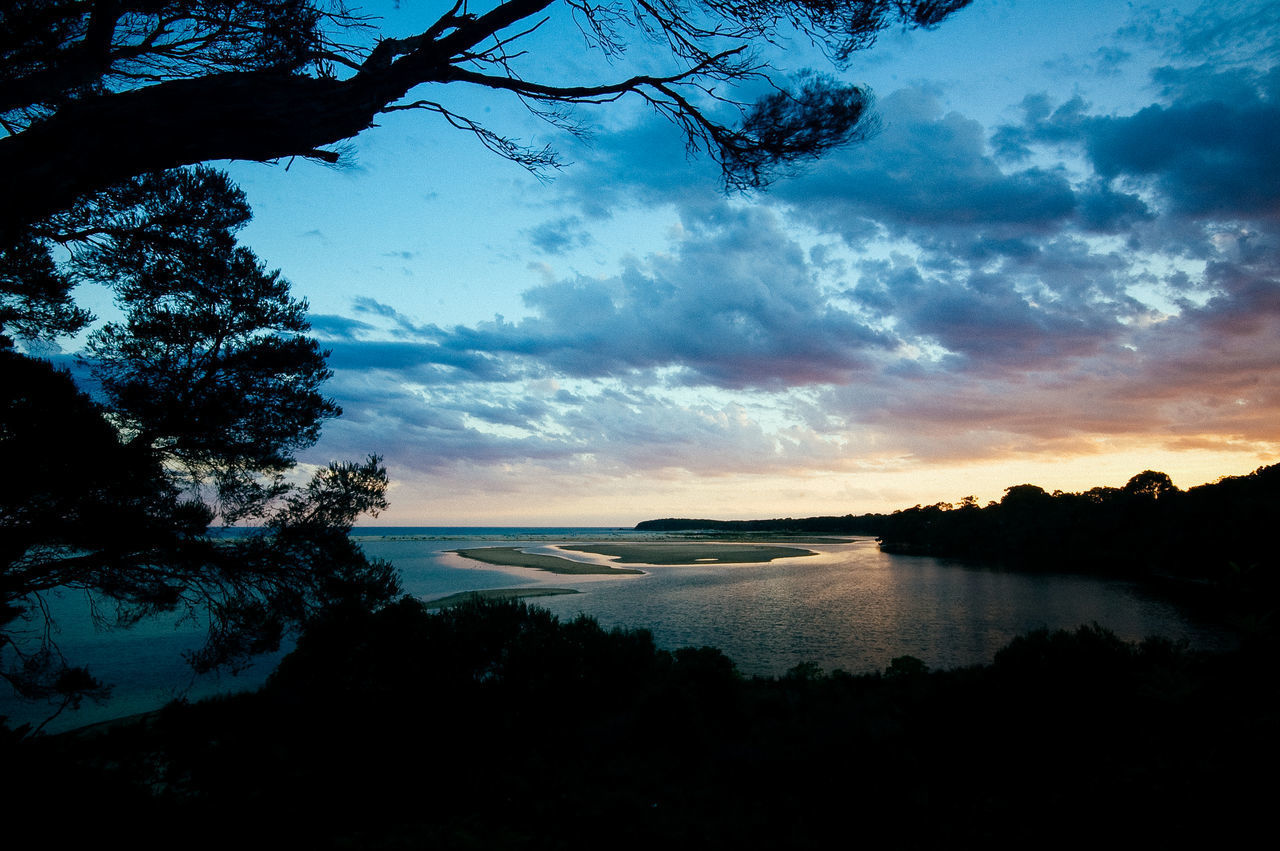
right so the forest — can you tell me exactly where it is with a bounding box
[5,464,1278,847]
[640,464,1280,612]
[3,595,1275,848]
[5,454,1274,844]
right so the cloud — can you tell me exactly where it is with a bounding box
[554,117,727,217]
[1162,1,1280,68]
[323,340,511,381]
[1085,96,1280,219]
[1001,66,1280,223]
[308,313,377,341]
[297,5,1280,508]
[309,365,853,485]
[775,87,1080,241]
[525,217,591,255]
[407,205,895,390]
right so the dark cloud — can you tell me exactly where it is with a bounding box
[777,87,1079,240]
[1075,181,1155,232]
[1084,94,1280,219]
[422,205,894,390]
[323,340,510,382]
[525,217,591,255]
[308,313,377,340]
[348,297,444,339]
[1002,66,1279,222]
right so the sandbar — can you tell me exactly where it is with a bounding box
[424,588,580,609]
[564,542,817,565]
[453,547,645,574]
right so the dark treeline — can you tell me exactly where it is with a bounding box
[3,597,1273,849]
[636,514,889,534]
[640,464,1280,606]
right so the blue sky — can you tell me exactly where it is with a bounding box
[205,0,1278,524]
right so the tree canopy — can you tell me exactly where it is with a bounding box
[1,165,397,720]
[0,0,972,237]
[1,0,974,723]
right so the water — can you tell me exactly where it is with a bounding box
[366,533,1235,676]
[2,528,1237,733]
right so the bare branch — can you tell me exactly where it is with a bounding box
[2,0,973,237]
[384,99,565,176]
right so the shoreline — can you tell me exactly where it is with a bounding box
[561,542,818,565]
[453,541,819,571]
[424,588,580,609]
[453,546,645,575]
[352,531,860,544]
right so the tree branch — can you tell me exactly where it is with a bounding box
[1,0,972,239]
[442,46,751,103]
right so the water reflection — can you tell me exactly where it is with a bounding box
[441,538,1235,676]
[3,535,1236,731]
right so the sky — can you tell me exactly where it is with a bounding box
[187,0,1279,525]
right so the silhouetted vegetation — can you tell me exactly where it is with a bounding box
[1,1,971,238]
[3,7,1270,842]
[2,597,1273,848]
[1,167,395,716]
[637,514,889,534]
[2,0,963,720]
[641,465,1280,618]
[3,0,975,727]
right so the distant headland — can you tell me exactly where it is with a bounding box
[637,464,1280,608]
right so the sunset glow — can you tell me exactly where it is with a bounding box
[206,0,1279,524]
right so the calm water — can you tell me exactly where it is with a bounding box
[370,532,1235,675]
[2,528,1236,732]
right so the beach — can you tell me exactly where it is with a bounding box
[452,546,645,574]
[561,542,819,564]
[424,587,580,608]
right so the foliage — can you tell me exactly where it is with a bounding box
[0,0,972,235]
[4,599,1272,848]
[0,232,92,341]
[79,168,341,519]
[644,465,1280,620]
[0,166,396,718]
[0,0,976,717]
[874,466,1280,594]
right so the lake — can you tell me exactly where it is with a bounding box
[1,528,1237,733]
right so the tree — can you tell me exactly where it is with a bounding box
[0,0,972,237]
[0,234,91,341]
[1000,483,1051,507]
[1,0,974,720]
[1123,470,1179,501]
[1,166,397,720]
[79,168,341,521]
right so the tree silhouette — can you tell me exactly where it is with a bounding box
[0,0,972,237]
[80,168,341,521]
[1,167,397,719]
[1123,470,1179,501]
[1,0,975,721]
